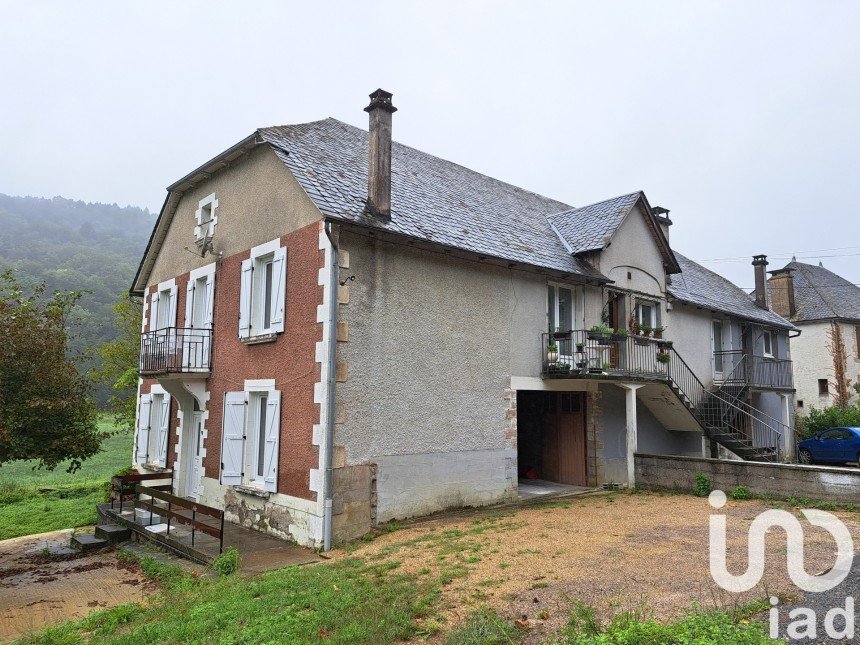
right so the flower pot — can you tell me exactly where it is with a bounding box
[547,351,559,363]
[552,331,571,341]
[587,332,606,341]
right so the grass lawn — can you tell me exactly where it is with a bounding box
[0,417,133,540]
[17,493,784,644]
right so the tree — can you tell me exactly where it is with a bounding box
[95,293,142,430]
[0,271,103,471]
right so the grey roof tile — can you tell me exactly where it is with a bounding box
[547,192,641,254]
[776,261,860,322]
[669,252,795,329]
[258,119,607,281]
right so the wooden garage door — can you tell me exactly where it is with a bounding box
[542,392,587,486]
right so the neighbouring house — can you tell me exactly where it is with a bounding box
[130,89,796,550]
[767,260,860,411]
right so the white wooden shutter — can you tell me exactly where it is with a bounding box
[203,273,215,329]
[149,291,160,331]
[262,391,281,492]
[135,394,152,463]
[269,247,287,333]
[184,280,195,327]
[167,285,178,327]
[239,259,253,339]
[220,391,247,485]
[155,395,171,467]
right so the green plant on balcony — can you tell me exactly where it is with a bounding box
[546,343,559,362]
[656,351,671,364]
[575,342,585,352]
[549,361,571,374]
[639,324,653,338]
[653,325,666,339]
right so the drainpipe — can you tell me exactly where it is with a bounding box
[322,221,339,551]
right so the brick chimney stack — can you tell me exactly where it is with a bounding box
[752,255,769,309]
[364,89,397,220]
[768,267,796,319]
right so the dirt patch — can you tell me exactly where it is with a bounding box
[336,490,860,641]
[0,529,150,642]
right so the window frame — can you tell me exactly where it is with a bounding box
[762,330,774,358]
[818,378,830,396]
[194,193,219,243]
[546,282,580,333]
[635,299,658,328]
[239,239,287,340]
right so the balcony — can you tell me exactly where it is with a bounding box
[713,350,793,390]
[140,327,212,377]
[541,330,673,381]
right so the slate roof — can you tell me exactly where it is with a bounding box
[669,252,795,329]
[775,261,860,323]
[258,119,606,281]
[547,192,641,254]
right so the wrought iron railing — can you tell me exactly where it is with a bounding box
[713,350,793,389]
[541,331,787,459]
[140,327,212,376]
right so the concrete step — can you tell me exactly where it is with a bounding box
[70,533,109,552]
[135,509,162,524]
[95,524,131,543]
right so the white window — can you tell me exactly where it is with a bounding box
[635,300,658,328]
[150,282,178,331]
[183,265,215,370]
[547,283,579,332]
[194,194,218,243]
[220,386,281,492]
[762,330,774,358]
[239,239,287,339]
[135,390,171,467]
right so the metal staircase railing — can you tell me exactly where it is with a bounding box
[665,346,784,461]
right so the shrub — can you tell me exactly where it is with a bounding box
[796,404,860,441]
[730,485,751,500]
[693,472,711,497]
[212,547,241,576]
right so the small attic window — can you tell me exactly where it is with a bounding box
[194,193,218,245]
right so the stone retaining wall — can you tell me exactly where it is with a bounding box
[635,453,860,502]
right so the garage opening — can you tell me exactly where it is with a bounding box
[517,390,589,499]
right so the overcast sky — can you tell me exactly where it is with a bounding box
[2,1,859,287]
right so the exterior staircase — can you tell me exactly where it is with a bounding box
[70,524,131,552]
[665,348,785,462]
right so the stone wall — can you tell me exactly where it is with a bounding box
[636,453,860,502]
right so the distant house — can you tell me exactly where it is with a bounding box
[130,90,796,550]
[768,261,860,411]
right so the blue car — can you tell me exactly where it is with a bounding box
[797,427,860,466]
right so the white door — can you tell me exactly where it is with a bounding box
[712,320,725,380]
[185,411,204,500]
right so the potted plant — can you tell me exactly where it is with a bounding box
[653,326,666,339]
[588,324,613,344]
[550,361,571,375]
[546,343,559,363]
[656,351,671,364]
[576,358,588,369]
[602,361,613,372]
[609,328,628,342]
[575,342,585,352]
[639,324,653,338]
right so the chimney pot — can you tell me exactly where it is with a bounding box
[364,89,397,220]
[752,255,769,309]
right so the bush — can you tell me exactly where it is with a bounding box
[693,472,711,497]
[212,547,241,576]
[730,485,751,500]
[796,404,860,441]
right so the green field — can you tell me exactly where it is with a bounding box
[0,418,133,540]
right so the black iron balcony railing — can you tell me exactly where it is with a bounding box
[713,350,793,390]
[140,327,212,376]
[541,329,673,380]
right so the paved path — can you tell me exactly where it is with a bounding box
[0,529,147,643]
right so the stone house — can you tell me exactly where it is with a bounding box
[130,90,796,550]
[767,261,860,411]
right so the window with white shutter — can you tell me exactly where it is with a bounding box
[194,194,218,244]
[238,240,287,340]
[220,391,247,486]
[153,394,171,467]
[220,385,281,493]
[135,394,153,464]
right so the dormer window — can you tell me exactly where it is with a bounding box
[194,193,218,245]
